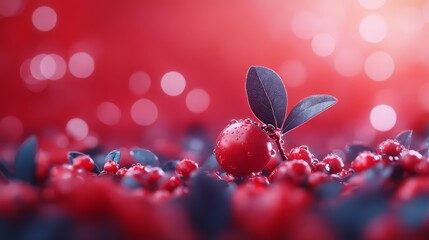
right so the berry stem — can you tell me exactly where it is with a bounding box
[276,136,287,161]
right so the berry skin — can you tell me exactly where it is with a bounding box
[215,119,275,177]
[103,160,119,173]
[286,145,313,164]
[308,172,331,188]
[399,150,423,171]
[269,160,311,184]
[246,175,270,188]
[116,167,128,176]
[72,155,95,172]
[351,151,381,173]
[144,167,165,187]
[376,139,404,158]
[322,154,344,174]
[175,159,199,179]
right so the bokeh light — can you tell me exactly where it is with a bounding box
[96,102,122,126]
[161,71,186,96]
[359,14,388,43]
[131,99,158,126]
[32,6,57,32]
[68,52,95,79]
[370,104,397,132]
[129,71,151,96]
[186,88,210,113]
[0,0,24,17]
[66,118,89,141]
[311,33,336,57]
[358,0,386,10]
[364,52,395,81]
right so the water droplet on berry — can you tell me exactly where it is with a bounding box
[245,118,252,124]
[269,149,276,157]
[230,119,238,124]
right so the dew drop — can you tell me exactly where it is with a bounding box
[230,119,238,124]
[269,149,277,157]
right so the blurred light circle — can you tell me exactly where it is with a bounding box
[68,52,95,78]
[278,60,307,87]
[370,104,397,132]
[0,116,23,140]
[66,118,89,141]
[48,54,67,80]
[358,0,386,10]
[32,6,57,32]
[186,88,210,113]
[334,48,362,77]
[83,135,98,149]
[161,71,186,96]
[96,102,121,126]
[40,55,56,79]
[0,0,24,17]
[129,71,151,95]
[419,83,429,111]
[131,99,158,126]
[311,33,336,57]
[291,11,317,40]
[397,7,425,33]
[30,54,47,80]
[359,14,388,43]
[364,52,394,81]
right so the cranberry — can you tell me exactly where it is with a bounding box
[376,139,404,158]
[144,167,165,187]
[103,159,119,173]
[72,155,95,172]
[129,164,149,174]
[116,167,128,176]
[160,175,183,192]
[246,175,269,188]
[321,154,344,174]
[175,159,198,179]
[269,160,311,184]
[286,145,313,164]
[308,172,331,188]
[215,119,275,177]
[351,151,381,173]
[399,150,423,171]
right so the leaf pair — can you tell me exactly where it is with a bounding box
[246,66,337,133]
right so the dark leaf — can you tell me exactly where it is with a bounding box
[315,181,342,201]
[283,95,337,133]
[201,154,222,171]
[399,196,429,229]
[67,151,85,164]
[186,171,231,238]
[345,144,373,162]
[15,136,38,184]
[395,130,412,148]
[20,216,72,240]
[130,148,159,167]
[0,161,12,180]
[161,160,179,172]
[245,66,287,128]
[104,149,121,164]
[418,148,429,158]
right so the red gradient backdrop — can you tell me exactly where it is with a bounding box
[1,0,429,158]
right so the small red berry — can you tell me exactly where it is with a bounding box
[129,164,149,174]
[351,151,381,173]
[144,167,165,187]
[161,175,183,192]
[72,155,95,172]
[286,145,313,164]
[215,119,276,177]
[308,172,331,188]
[322,154,344,174]
[103,160,119,173]
[116,167,128,176]
[175,159,199,179]
[376,139,404,158]
[399,150,423,171]
[269,160,311,184]
[246,175,269,188]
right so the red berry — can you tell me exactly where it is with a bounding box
[72,155,95,172]
[308,172,331,188]
[399,150,423,171]
[144,167,165,187]
[286,145,313,164]
[246,175,269,188]
[376,139,404,158]
[129,164,149,174]
[161,175,183,192]
[215,119,275,177]
[175,159,199,179]
[321,154,344,174]
[269,160,311,184]
[351,151,381,173]
[103,159,119,173]
[116,167,128,176]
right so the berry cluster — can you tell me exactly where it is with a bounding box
[2,66,429,239]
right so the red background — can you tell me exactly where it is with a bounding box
[1,0,429,158]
